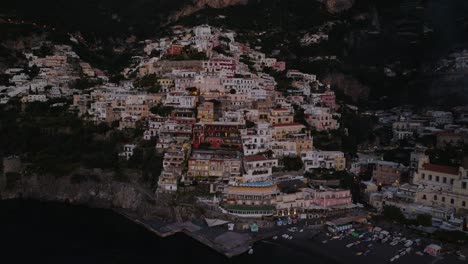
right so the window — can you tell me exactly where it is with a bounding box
[443,177,447,184]
[463,201,466,207]
[463,182,467,189]
[450,179,454,185]
[429,175,432,180]
[451,199,454,204]
[422,195,427,200]
[436,176,439,182]
[421,173,425,180]
[433,195,438,201]
[442,197,445,202]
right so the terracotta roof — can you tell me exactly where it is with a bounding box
[228,185,277,193]
[243,155,271,162]
[272,122,304,128]
[421,163,459,175]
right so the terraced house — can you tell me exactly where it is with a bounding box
[187,149,242,181]
[192,122,245,149]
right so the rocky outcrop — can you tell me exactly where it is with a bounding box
[322,72,369,102]
[0,169,168,218]
[0,167,220,222]
[170,0,249,21]
[317,0,355,14]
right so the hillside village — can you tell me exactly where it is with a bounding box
[1,24,468,235]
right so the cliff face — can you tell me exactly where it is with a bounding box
[1,169,163,218]
[171,0,354,21]
[317,0,355,13]
[170,0,249,21]
[322,72,369,102]
[0,168,220,221]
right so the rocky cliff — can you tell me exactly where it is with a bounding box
[1,169,169,218]
[0,166,225,222]
[317,0,355,14]
[170,0,249,21]
[322,72,369,102]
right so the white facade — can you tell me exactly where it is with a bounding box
[242,156,278,183]
[164,94,197,108]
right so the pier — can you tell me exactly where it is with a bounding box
[115,209,270,258]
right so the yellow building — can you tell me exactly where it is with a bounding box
[197,102,214,122]
[268,108,294,125]
[335,156,346,171]
[125,104,149,117]
[158,78,174,87]
[187,150,242,180]
[272,123,305,139]
[414,163,468,214]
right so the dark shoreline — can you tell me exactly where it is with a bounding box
[0,198,354,263]
[2,199,463,264]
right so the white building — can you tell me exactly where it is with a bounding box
[164,94,197,109]
[242,155,278,183]
[302,150,346,171]
[119,144,136,160]
[21,94,48,103]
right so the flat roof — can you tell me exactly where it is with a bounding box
[243,155,274,162]
[225,205,275,211]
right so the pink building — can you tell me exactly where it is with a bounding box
[167,44,184,56]
[203,57,237,73]
[320,90,337,110]
[305,107,339,131]
[287,96,304,105]
[273,61,286,72]
[308,188,352,208]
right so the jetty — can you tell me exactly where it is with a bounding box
[115,209,269,258]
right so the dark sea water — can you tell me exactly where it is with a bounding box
[0,200,325,264]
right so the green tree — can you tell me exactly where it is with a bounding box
[26,64,40,80]
[246,120,255,128]
[383,205,406,223]
[133,73,159,88]
[218,36,231,43]
[416,214,432,227]
[199,142,211,149]
[293,105,308,126]
[127,147,143,169]
[72,78,101,90]
[150,103,174,117]
[281,156,304,171]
